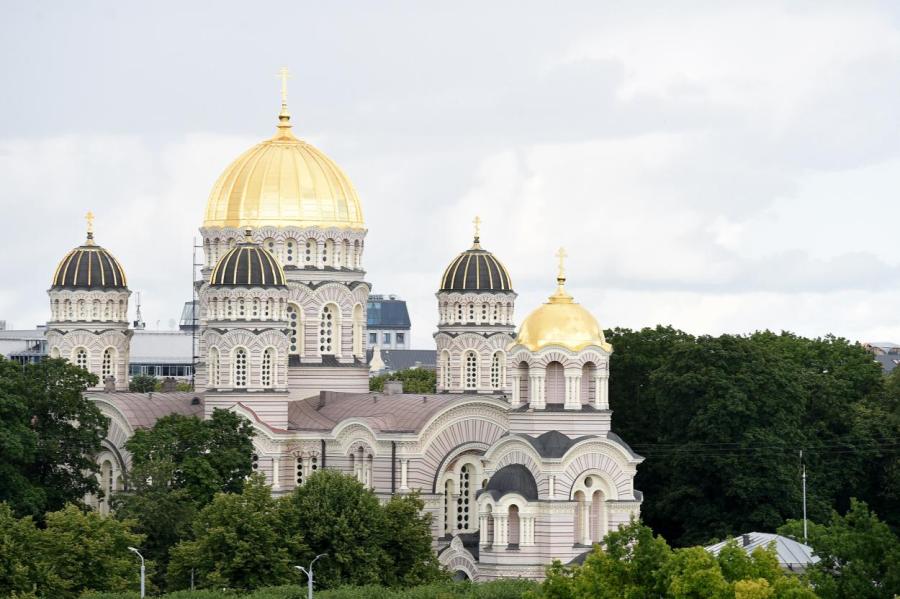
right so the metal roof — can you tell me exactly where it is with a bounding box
[366,297,411,329]
[130,330,193,364]
[706,533,819,570]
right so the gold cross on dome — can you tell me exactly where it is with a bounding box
[555,246,567,279]
[85,211,95,234]
[473,215,481,240]
[278,66,291,105]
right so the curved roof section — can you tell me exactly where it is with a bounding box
[483,464,539,501]
[52,237,128,290]
[523,430,593,458]
[210,237,287,287]
[90,392,203,430]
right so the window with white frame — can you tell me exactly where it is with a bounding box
[464,351,478,390]
[320,305,335,354]
[441,350,451,389]
[74,347,88,371]
[456,464,472,531]
[261,347,274,388]
[208,347,220,386]
[491,351,503,389]
[287,304,302,355]
[102,348,114,380]
[233,348,247,388]
[285,239,295,264]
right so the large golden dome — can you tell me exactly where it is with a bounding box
[515,255,611,353]
[203,104,364,230]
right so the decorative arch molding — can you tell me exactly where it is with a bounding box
[558,446,635,500]
[418,400,510,450]
[485,447,546,497]
[438,537,478,582]
[568,467,617,500]
[332,420,380,455]
[432,442,489,493]
[419,416,507,486]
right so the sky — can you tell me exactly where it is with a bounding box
[2,1,900,348]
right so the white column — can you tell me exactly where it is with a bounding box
[580,502,592,545]
[549,475,556,499]
[522,516,535,546]
[479,514,490,545]
[564,373,582,410]
[493,515,509,548]
[598,373,609,410]
[271,456,281,490]
[400,458,409,491]
[510,375,521,407]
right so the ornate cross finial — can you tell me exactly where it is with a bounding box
[555,246,567,281]
[473,215,481,243]
[278,66,291,105]
[85,211,95,243]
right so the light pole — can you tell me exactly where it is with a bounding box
[128,546,145,598]
[295,553,327,599]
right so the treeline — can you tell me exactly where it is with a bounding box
[606,327,900,546]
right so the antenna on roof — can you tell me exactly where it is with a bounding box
[800,450,808,543]
[133,292,146,330]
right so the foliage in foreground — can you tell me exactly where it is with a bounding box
[527,520,818,599]
[79,579,537,599]
[778,499,900,599]
[0,357,107,520]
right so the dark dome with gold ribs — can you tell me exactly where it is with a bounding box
[440,234,513,293]
[210,232,286,287]
[52,232,128,290]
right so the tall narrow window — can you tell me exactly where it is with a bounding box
[464,351,478,390]
[323,239,334,266]
[208,347,220,387]
[75,348,88,371]
[261,348,274,388]
[490,351,503,389]
[456,465,472,531]
[441,350,451,389]
[102,348,114,380]
[285,239,295,264]
[444,480,454,534]
[234,348,247,388]
[467,304,475,321]
[304,239,317,265]
[456,304,463,322]
[251,453,259,471]
[352,304,364,356]
[287,304,302,355]
[491,303,499,323]
[320,305,335,354]
[296,456,304,486]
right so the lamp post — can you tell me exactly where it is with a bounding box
[295,553,327,599]
[128,546,145,598]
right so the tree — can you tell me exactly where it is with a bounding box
[128,374,159,392]
[167,475,300,590]
[0,503,39,597]
[779,500,900,599]
[369,368,436,393]
[0,357,107,519]
[278,470,390,588]
[381,492,445,587]
[113,408,255,589]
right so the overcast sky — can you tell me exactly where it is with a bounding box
[2,1,900,348]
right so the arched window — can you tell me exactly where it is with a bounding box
[574,490,586,545]
[440,350,451,389]
[237,299,246,318]
[353,240,360,268]
[491,303,499,323]
[480,303,488,323]
[508,505,520,547]
[591,489,605,543]
[74,347,88,371]
[77,299,86,320]
[252,298,260,319]
[581,362,597,404]
[304,238,317,266]
[50,346,60,359]
[92,300,101,321]
[101,348,114,380]
[251,453,259,471]
[261,347,275,388]
[467,303,475,322]
[233,348,248,388]
[319,304,337,355]
[518,361,530,404]
[99,459,114,514]
[485,504,494,546]
[287,304,303,355]
[352,304,364,357]
[456,303,463,323]
[444,479,454,534]
[296,456,304,486]
[464,351,478,390]
[211,237,220,263]
[208,347,220,387]
[490,351,504,389]
[285,239,296,264]
[456,464,473,531]
[342,239,350,267]
[545,361,565,404]
[323,239,334,266]
[264,238,276,257]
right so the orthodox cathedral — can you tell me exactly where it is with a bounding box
[45,80,643,581]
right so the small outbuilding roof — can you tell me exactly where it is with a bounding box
[706,533,820,571]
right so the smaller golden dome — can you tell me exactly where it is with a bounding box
[514,250,611,353]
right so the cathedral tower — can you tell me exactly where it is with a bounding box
[46,213,132,391]
[434,218,516,393]
[198,70,370,399]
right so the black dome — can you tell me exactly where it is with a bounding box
[52,237,127,290]
[439,238,513,293]
[484,464,538,501]
[210,238,286,287]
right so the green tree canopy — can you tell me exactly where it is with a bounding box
[779,499,900,599]
[167,476,300,590]
[369,368,436,393]
[0,357,107,519]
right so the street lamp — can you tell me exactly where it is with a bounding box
[128,546,145,598]
[295,553,327,599]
